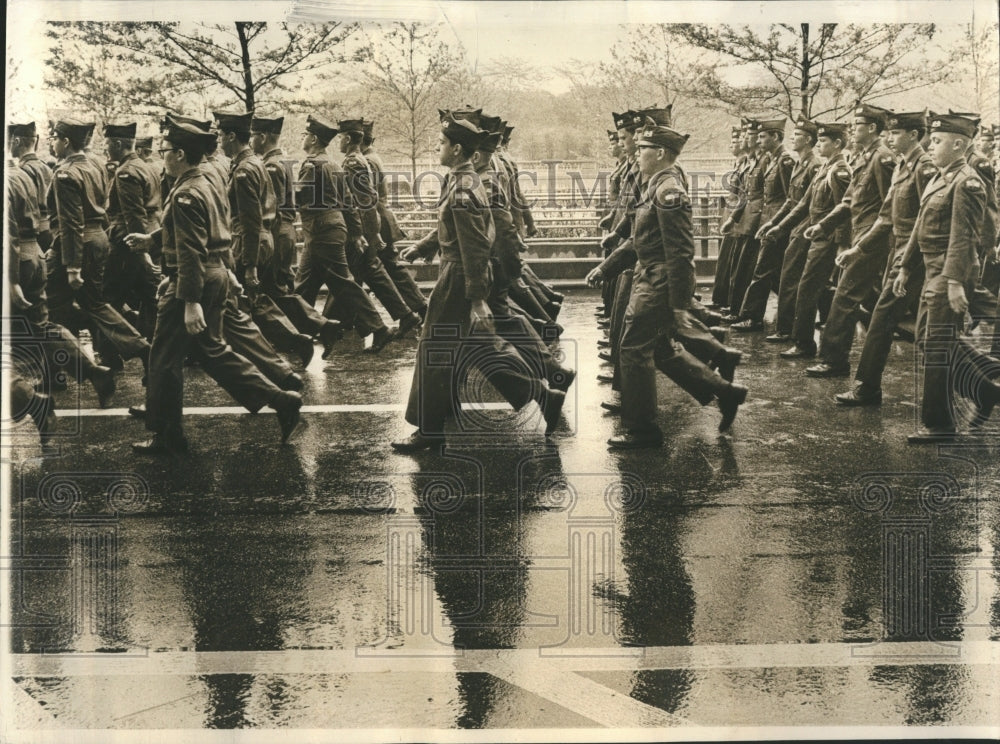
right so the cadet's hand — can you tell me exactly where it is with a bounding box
[755,222,772,241]
[156,276,170,299]
[10,283,32,310]
[720,218,734,235]
[400,245,419,262]
[585,267,604,288]
[184,302,207,335]
[600,233,618,251]
[892,268,910,298]
[243,266,260,293]
[672,308,692,331]
[947,282,968,315]
[126,233,153,253]
[526,225,539,238]
[470,299,494,332]
[67,268,84,290]
[803,225,821,241]
[835,247,861,269]
[765,225,783,240]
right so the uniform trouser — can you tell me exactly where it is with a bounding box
[791,237,839,350]
[11,249,99,390]
[488,289,563,384]
[46,234,150,362]
[379,244,427,313]
[775,231,811,336]
[609,269,634,392]
[104,227,162,341]
[619,263,730,436]
[711,233,738,307]
[818,238,891,368]
[222,291,296,386]
[346,239,411,320]
[508,279,552,321]
[295,226,385,337]
[145,263,279,441]
[270,220,298,295]
[235,259,308,355]
[10,375,38,424]
[405,261,540,434]
[522,265,559,302]
[739,232,789,322]
[728,235,760,317]
[854,253,925,390]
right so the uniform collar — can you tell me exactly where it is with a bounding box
[173,165,204,188]
[450,161,476,177]
[65,152,88,163]
[231,147,253,167]
[19,152,39,164]
[901,145,925,171]
[263,148,284,159]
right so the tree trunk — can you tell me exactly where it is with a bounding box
[800,23,810,119]
[410,106,418,182]
[236,22,254,112]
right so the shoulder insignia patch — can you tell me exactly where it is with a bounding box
[880,157,893,164]
[236,171,249,178]
[56,171,71,179]
[965,178,983,189]
[836,169,850,177]
[176,195,194,205]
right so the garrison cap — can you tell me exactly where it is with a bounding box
[613,111,634,131]
[337,118,366,134]
[135,136,154,149]
[305,115,338,142]
[362,120,374,140]
[636,106,673,127]
[163,113,211,133]
[929,112,979,139]
[441,112,486,150]
[816,122,848,141]
[162,119,217,153]
[853,102,891,129]
[886,111,926,131]
[730,125,742,138]
[758,118,786,134]
[636,119,690,154]
[991,124,1000,137]
[448,108,483,128]
[501,124,514,145]
[476,131,503,154]
[103,122,137,139]
[607,129,619,142]
[212,110,254,134]
[743,118,762,133]
[793,118,819,136]
[7,122,36,139]
[251,116,284,135]
[479,114,504,134]
[53,118,94,144]
[980,125,995,140]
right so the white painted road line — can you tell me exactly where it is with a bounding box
[61,402,516,417]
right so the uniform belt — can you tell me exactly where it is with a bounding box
[83,225,107,240]
[162,252,227,277]
[17,239,41,260]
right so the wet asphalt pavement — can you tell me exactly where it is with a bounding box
[4,288,1000,734]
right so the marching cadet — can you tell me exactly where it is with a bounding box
[498,124,537,238]
[800,103,895,378]
[103,121,163,342]
[608,120,747,449]
[7,126,116,411]
[597,127,628,318]
[754,118,821,342]
[892,112,1000,441]
[730,118,795,331]
[709,123,750,310]
[392,113,565,452]
[214,110,316,366]
[772,122,853,359]
[250,115,344,359]
[10,122,54,251]
[720,119,765,317]
[129,119,303,455]
[294,115,396,353]
[45,117,151,389]
[363,119,428,320]
[835,111,937,406]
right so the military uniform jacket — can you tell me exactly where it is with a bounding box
[108,151,162,234]
[7,162,43,281]
[411,162,495,302]
[227,148,276,268]
[633,165,695,310]
[161,165,234,303]
[18,153,53,233]
[609,157,628,205]
[296,154,361,238]
[341,150,381,245]
[611,159,643,240]
[48,151,110,269]
[732,149,770,236]
[775,153,852,242]
[483,169,525,288]
[759,148,796,224]
[767,150,820,233]
[816,140,894,239]
[262,148,297,226]
[856,145,936,254]
[965,150,999,260]
[900,158,986,284]
[367,149,407,243]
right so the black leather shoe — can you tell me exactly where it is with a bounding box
[600,401,621,415]
[731,319,764,333]
[718,383,748,432]
[596,374,615,384]
[32,393,58,446]
[608,431,663,449]
[598,351,613,363]
[597,318,610,328]
[396,311,422,338]
[907,428,957,444]
[542,322,563,341]
[391,431,443,452]
[132,434,189,455]
[709,327,728,343]
[549,368,576,393]
[281,372,305,392]
[365,326,396,354]
[711,348,742,383]
[597,339,611,349]
[700,309,724,327]
[594,306,606,316]
[544,301,562,320]
[805,362,850,378]
[550,292,565,304]
[780,345,816,359]
[101,354,125,372]
[970,380,1000,427]
[272,391,304,444]
[765,333,791,344]
[835,384,882,406]
[294,334,314,366]
[541,388,566,434]
[88,365,117,408]
[720,314,741,324]
[320,320,344,359]
[128,403,147,419]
